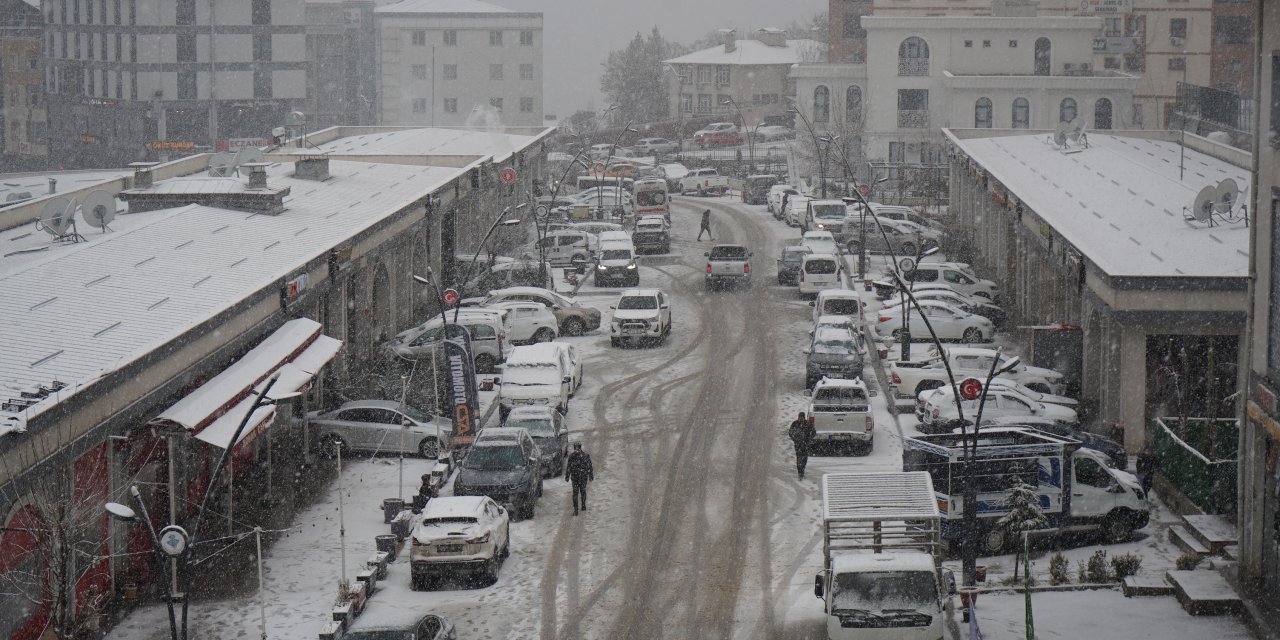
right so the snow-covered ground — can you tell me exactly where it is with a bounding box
[106,194,1256,640]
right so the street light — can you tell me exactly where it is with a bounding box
[896,245,939,362]
[106,487,178,640]
[721,98,754,172]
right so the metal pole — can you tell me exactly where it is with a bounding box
[398,374,407,500]
[255,526,267,640]
[166,434,179,597]
[337,445,346,585]
[962,351,1005,587]
[128,486,180,640]
[208,0,217,148]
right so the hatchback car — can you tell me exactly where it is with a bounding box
[453,427,543,519]
[409,496,510,588]
[804,326,865,388]
[776,244,814,285]
[309,400,454,459]
[503,406,569,476]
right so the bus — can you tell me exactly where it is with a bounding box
[634,178,670,220]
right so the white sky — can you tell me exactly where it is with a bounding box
[496,0,828,117]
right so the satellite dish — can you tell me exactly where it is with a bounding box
[208,152,234,177]
[1052,122,1069,147]
[38,197,75,236]
[1067,118,1085,142]
[1191,185,1217,223]
[235,147,264,166]
[1214,178,1238,213]
[80,190,116,230]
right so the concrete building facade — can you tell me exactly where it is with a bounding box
[1,0,48,169]
[375,0,543,128]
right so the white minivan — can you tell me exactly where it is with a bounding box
[498,344,575,417]
[798,253,842,296]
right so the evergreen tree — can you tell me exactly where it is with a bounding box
[599,28,685,125]
[996,479,1048,579]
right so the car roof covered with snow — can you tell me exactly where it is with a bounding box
[420,496,488,519]
[830,551,937,575]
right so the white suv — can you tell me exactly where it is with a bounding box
[609,288,672,347]
[806,377,874,453]
[409,496,510,588]
[487,301,560,344]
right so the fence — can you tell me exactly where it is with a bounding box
[672,150,790,180]
[1154,417,1238,514]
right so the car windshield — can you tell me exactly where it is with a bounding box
[709,246,748,259]
[503,366,557,386]
[464,445,525,470]
[832,571,938,612]
[618,296,657,310]
[783,248,812,262]
[506,418,556,436]
[602,249,632,260]
[823,299,860,315]
[813,337,856,355]
[813,205,846,220]
[813,387,868,408]
[805,259,837,274]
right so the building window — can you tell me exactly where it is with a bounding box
[697,94,712,113]
[176,0,193,25]
[1104,56,1120,70]
[964,40,973,48]
[846,85,862,123]
[677,66,691,84]
[412,64,427,80]
[444,98,457,112]
[1103,17,1121,37]
[250,0,270,24]
[412,30,426,46]
[412,98,427,113]
[1034,37,1051,75]
[716,66,730,85]
[114,33,121,60]
[813,85,830,122]
[1215,16,1250,46]
[490,97,503,111]
[1270,193,1280,374]
[253,34,271,61]
[177,70,195,99]
[520,97,533,112]
[489,31,503,46]
[443,30,456,45]
[443,64,456,80]
[842,14,863,39]
[680,93,692,112]
[898,37,930,76]
[1125,15,1146,41]
[177,34,195,62]
[254,70,271,98]
[1012,97,1030,128]
[1009,40,1017,48]
[490,64,503,80]
[1095,98,1113,129]
[888,141,904,178]
[1060,97,1078,123]
[1169,57,1186,71]
[1170,18,1187,41]
[982,40,991,48]
[520,63,533,80]
[1271,54,1280,144]
[1124,53,1145,72]
[897,89,928,128]
[697,66,712,84]
[975,97,993,128]
[520,30,533,45]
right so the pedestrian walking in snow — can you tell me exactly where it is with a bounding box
[565,443,594,515]
[788,412,816,479]
[697,208,714,241]
[1136,445,1158,495]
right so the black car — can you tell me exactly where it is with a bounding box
[776,245,814,285]
[452,428,543,519]
[979,416,1128,469]
[344,611,455,640]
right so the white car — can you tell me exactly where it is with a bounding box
[798,253,842,296]
[785,196,812,227]
[767,184,799,215]
[902,264,999,302]
[752,125,795,141]
[875,299,994,343]
[812,289,862,325]
[800,230,840,256]
[308,400,454,459]
[945,347,1067,395]
[916,386,1079,433]
[806,377,874,451]
[409,496,510,588]
[609,288,672,347]
[471,287,603,336]
[809,314,867,354]
[635,137,680,154]
[914,378,1077,422]
[487,301,560,343]
[532,229,597,267]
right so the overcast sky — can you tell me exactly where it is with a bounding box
[496,0,827,118]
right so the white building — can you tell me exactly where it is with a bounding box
[375,0,543,127]
[793,15,1138,178]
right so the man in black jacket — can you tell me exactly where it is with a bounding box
[565,443,594,515]
[697,209,714,241]
[788,411,817,479]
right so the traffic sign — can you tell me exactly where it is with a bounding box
[858,184,871,198]
[592,162,606,175]
[959,378,983,401]
[442,289,460,306]
[499,167,518,185]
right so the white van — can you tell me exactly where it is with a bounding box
[499,344,574,416]
[811,289,862,325]
[798,253,842,296]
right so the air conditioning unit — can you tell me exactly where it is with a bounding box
[907,142,920,153]
[1063,62,1078,74]
[1170,36,1185,48]
[1079,62,1092,73]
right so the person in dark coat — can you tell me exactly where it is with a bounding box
[788,412,817,479]
[697,208,714,241]
[1136,445,1158,495]
[565,443,594,515]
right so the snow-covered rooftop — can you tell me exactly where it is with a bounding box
[664,39,822,66]
[302,127,545,164]
[0,159,467,423]
[0,169,128,205]
[946,131,1251,279]
[374,0,526,14]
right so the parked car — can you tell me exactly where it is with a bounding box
[767,184,799,216]
[902,264,1000,302]
[635,137,680,154]
[799,230,840,256]
[811,289,862,325]
[776,244,814,285]
[470,287,602,336]
[531,230,597,267]
[460,260,553,298]
[309,400,454,459]
[529,341,583,394]
[498,345,574,415]
[453,427,543,519]
[871,204,945,232]
[751,125,795,141]
[693,122,742,147]
[804,326,865,388]
[386,311,507,372]
[798,253,842,296]
[345,611,456,639]
[844,217,936,256]
[979,416,1127,468]
[609,288,672,346]
[409,496,510,588]
[917,387,1079,433]
[503,406,568,476]
[487,301,560,343]
[875,299,994,343]
[915,380,1078,428]
[810,314,867,355]
[658,163,690,192]
[679,167,730,196]
[632,217,671,254]
[784,196,811,227]
[880,287,1007,328]
[804,199,849,236]
[743,174,779,205]
[588,143,615,160]
[889,346,1068,400]
[806,377,874,453]
[704,244,753,290]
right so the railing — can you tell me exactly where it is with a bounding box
[898,58,930,76]
[1154,417,1238,515]
[897,110,929,129]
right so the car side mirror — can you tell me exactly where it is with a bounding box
[704,252,710,257]
[608,305,616,310]
[660,305,669,310]
[814,573,825,598]
[563,376,572,383]
[808,301,815,307]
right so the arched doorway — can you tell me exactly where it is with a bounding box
[1059,97,1078,123]
[1094,98,1113,129]
[845,85,862,124]
[974,97,993,128]
[813,86,830,123]
[1034,37,1051,76]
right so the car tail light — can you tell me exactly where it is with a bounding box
[706,263,712,273]
[866,416,874,431]
[808,416,815,426]
[879,316,891,323]
[891,370,901,384]
[932,408,940,420]
[744,263,750,274]
[465,531,491,545]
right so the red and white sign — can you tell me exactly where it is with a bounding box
[959,378,983,401]
[858,184,871,198]
[217,137,270,151]
[592,162,607,175]
[499,167,519,185]
[442,288,460,306]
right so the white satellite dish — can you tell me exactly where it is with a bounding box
[1052,122,1069,147]
[1191,185,1217,223]
[37,197,83,241]
[208,152,235,177]
[1067,118,1085,142]
[79,190,117,231]
[1213,178,1239,214]
[235,147,264,166]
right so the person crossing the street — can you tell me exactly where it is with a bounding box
[697,208,714,241]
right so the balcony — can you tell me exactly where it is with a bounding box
[898,59,929,76]
[897,110,929,129]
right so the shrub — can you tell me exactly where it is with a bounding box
[1049,552,1071,585]
[1083,549,1111,583]
[1111,552,1142,579]
[1175,553,1200,571]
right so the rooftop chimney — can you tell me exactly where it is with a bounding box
[293,154,331,181]
[244,163,270,190]
[720,29,737,53]
[129,162,158,189]
[47,178,56,194]
[755,27,787,47]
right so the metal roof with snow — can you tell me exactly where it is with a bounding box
[664,39,822,66]
[945,131,1250,279]
[302,127,547,164]
[374,0,529,14]
[821,472,940,522]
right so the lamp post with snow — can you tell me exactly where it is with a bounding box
[721,97,754,171]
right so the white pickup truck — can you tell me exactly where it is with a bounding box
[679,168,730,196]
[889,346,1066,403]
[806,378,873,454]
[704,244,752,290]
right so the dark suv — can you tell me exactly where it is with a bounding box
[452,428,543,519]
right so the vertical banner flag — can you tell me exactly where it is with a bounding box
[442,323,480,446]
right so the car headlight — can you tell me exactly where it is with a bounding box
[597,264,607,270]
[626,263,637,270]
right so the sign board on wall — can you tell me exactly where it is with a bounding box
[1079,0,1131,15]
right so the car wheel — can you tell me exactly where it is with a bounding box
[521,497,536,520]
[1103,512,1133,544]
[610,337,620,347]
[475,353,497,373]
[500,539,510,559]
[962,327,983,343]
[418,437,439,459]
[533,327,555,343]
[536,478,544,497]
[485,557,501,585]
[981,527,1007,554]
[563,318,586,337]
[318,435,347,459]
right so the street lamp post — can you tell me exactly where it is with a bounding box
[539,149,591,282]
[786,99,826,198]
[105,493,179,640]
[960,351,1022,586]
[601,122,638,221]
[896,245,938,362]
[721,97,754,172]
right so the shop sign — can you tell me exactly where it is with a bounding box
[148,140,196,151]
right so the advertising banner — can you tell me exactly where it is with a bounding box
[442,323,480,446]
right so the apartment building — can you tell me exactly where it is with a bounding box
[1,0,47,169]
[375,0,543,127]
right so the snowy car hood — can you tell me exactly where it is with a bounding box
[1022,365,1064,381]
[613,309,659,321]
[501,384,560,400]
[412,520,479,544]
